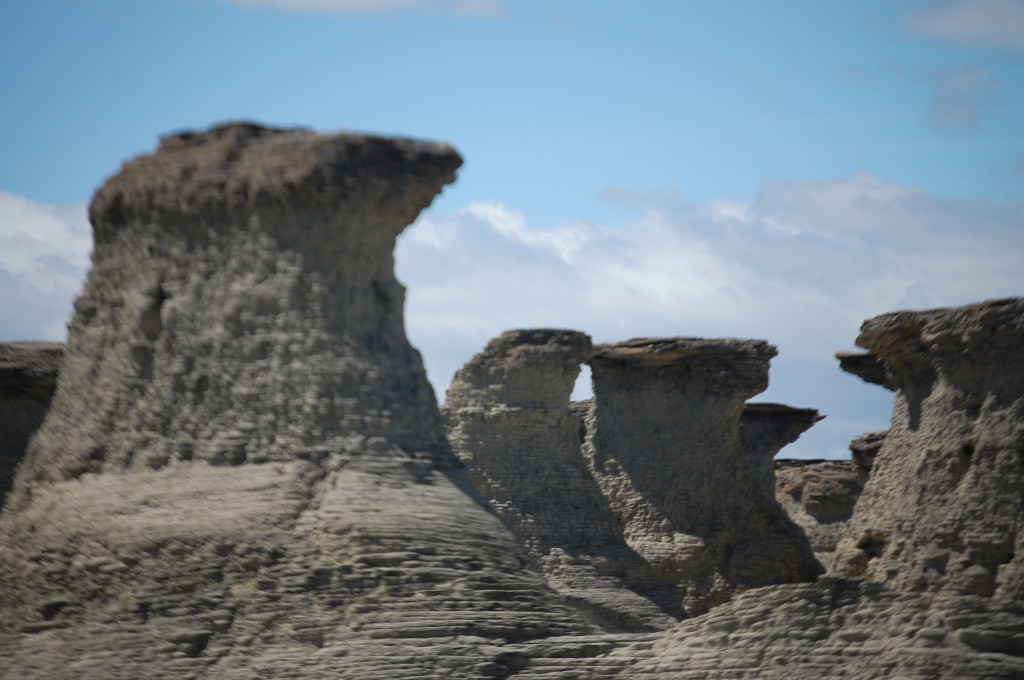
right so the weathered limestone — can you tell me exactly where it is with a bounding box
[0,124,592,679]
[832,298,1024,601]
[0,342,63,508]
[583,338,821,614]
[444,330,680,631]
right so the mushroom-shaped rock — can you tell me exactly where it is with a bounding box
[832,298,1024,601]
[583,338,821,614]
[0,342,63,508]
[444,329,680,631]
[0,124,593,678]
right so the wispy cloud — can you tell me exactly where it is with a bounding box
[908,0,1024,51]
[0,192,90,341]
[228,0,502,16]
[929,64,1001,131]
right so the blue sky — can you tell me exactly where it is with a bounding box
[2,0,1022,458]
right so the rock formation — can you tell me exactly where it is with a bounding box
[739,402,823,500]
[582,338,822,613]
[832,298,1024,601]
[0,123,592,679]
[443,330,680,631]
[0,342,63,508]
[2,122,1022,679]
[774,459,865,565]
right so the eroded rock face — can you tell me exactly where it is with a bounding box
[775,459,866,565]
[740,402,823,500]
[444,330,680,631]
[0,343,63,508]
[0,124,591,678]
[583,338,821,614]
[832,298,1024,601]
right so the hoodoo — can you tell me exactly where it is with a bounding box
[0,124,590,679]
[444,329,680,630]
[583,338,822,613]
[832,298,1024,600]
[2,123,1021,679]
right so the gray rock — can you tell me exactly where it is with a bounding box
[0,123,592,679]
[0,342,63,509]
[774,459,866,565]
[832,298,1024,602]
[444,329,681,631]
[582,338,822,614]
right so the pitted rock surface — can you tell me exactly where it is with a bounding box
[0,124,593,679]
[832,298,1024,601]
[0,342,63,508]
[582,338,821,614]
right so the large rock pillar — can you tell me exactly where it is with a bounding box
[832,298,1024,601]
[0,124,589,679]
[584,338,820,613]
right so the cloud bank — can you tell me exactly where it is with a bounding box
[909,0,1024,51]
[397,174,1024,457]
[228,0,502,16]
[0,192,90,341]
[2,179,1021,458]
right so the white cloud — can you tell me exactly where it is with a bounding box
[228,0,502,16]
[908,0,1024,51]
[929,65,1001,130]
[3,180,1021,459]
[397,175,1024,458]
[0,192,91,341]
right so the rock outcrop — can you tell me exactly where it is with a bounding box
[582,338,821,613]
[443,330,680,631]
[832,298,1024,601]
[0,124,592,679]
[0,342,63,508]
[775,459,866,565]
[740,402,823,500]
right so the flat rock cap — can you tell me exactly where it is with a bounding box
[478,329,594,360]
[856,297,1024,359]
[591,337,777,366]
[90,122,463,226]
